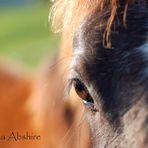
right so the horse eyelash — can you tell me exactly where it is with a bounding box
[66,78,74,96]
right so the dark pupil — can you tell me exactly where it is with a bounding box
[75,79,85,91]
[86,96,94,103]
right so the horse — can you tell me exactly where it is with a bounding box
[0,1,147,147]
[51,0,148,147]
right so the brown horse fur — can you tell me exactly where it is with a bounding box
[0,58,91,148]
[0,63,34,148]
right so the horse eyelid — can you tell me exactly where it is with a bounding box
[68,78,98,112]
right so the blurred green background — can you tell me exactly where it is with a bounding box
[0,0,59,71]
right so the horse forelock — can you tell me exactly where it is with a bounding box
[51,0,147,49]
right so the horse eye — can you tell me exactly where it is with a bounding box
[72,78,97,112]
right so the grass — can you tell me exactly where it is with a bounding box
[0,3,59,71]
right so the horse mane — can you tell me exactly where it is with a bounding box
[51,0,145,49]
